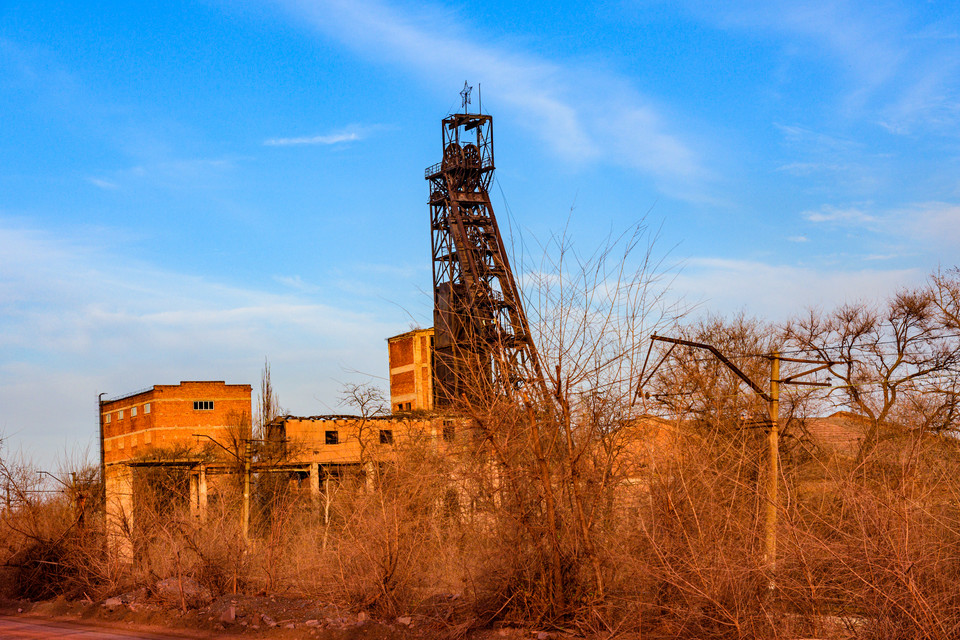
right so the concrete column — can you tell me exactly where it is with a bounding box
[309,464,320,502]
[198,464,208,522]
[105,464,134,564]
[189,471,199,519]
[364,462,375,492]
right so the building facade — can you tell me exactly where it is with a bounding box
[101,381,252,556]
[387,328,434,412]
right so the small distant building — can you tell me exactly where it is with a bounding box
[387,328,434,412]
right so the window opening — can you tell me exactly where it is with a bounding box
[379,430,394,445]
[325,430,339,445]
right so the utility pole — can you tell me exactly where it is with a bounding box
[242,439,251,543]
[765,352,779,576]
[98,392,107,512]
[638,336,835,582]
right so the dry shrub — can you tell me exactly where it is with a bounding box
[780,437,960,640]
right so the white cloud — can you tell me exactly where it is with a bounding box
[787,235,808,242]
[672,257,922,320]
[264,131,360,146]
[0,221,398,468]
[698,1,960,131]
[800,200,960,249]
[803,204,876,225]
[87,177,119,190]
[274,0,708,197]
[894,201,960,246]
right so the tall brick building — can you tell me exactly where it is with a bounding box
[101,381,252,464]
[101,381,252,556]
[387,328,434,412]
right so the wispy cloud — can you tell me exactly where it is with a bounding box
[695,1,960,132]
[787,235,808,242]
[264,131,360,146]
[800,200,960,248]
[274,274,322,292]
[894,201,960,245]
[0,220,400,466]
[274,0,710,198]
[803,204,876,225]
[672,256,922,319]
[87,177,119,190]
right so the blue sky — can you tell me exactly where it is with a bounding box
[2,0,959,467]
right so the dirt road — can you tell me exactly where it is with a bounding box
[0,614,226,639]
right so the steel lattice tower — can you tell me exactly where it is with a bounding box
[425,100,547,407]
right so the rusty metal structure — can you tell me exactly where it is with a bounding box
[426,85,547,407]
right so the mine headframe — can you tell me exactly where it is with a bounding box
[425,105,547,408]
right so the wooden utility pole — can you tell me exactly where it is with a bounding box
[639,336,836,582]
[98,392,107,511]
[765,352,779,575]
[242,439,251,543]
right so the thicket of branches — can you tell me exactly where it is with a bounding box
[2,229,960,639]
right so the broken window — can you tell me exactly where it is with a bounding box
[379,430,394,445]
[443,424,456,442]
[325,430,339,445]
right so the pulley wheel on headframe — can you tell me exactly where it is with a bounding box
[462,144,481,190]
[442,142,463,169]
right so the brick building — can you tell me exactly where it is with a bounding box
[266,414,461,494]
[101,381,252,555]
[387,328,434,412]
[101,381,252,465]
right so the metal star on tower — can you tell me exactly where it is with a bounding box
[460,81,473,112]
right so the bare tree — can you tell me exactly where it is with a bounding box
[784,275,960,459]
[255,358,283,439]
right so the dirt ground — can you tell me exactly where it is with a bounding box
[0,595,582,640]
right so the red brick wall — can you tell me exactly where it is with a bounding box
[102,381,251,464]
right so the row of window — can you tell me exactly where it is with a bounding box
[322,425,455,443]
[104,399,215,423]
[323,430,394,445]
[104,403,151,423]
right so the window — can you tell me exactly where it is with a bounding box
[405,402,412,411]
[379,429,394,445]
[396,404,403,412]
[144,403,151,414]
[325,430,339,445]
[119,410,124,420]
[193,401,214,411]
[443,424,456,442]
[105,413,111,424]
[131,406,137,417]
